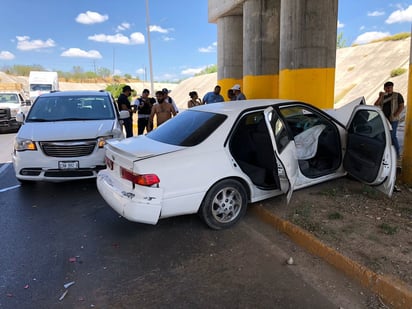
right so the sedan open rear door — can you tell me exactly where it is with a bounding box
[343,105,396,197]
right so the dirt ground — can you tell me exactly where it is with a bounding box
[267,170,412,289]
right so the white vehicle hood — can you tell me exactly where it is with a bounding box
[18,120,116,141]
[324,97,365,126]
[107,135,184,159]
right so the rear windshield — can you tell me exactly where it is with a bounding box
[147,109,227,146]
[26,95,115,122]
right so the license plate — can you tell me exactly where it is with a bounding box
[59,161,79,169]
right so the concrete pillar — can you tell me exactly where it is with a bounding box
[217,15,244,100]
[243,0,280,99]
[279,0,338,108]
[401,28,412,184]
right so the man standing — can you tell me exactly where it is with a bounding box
[134,89,155,135]
[118,85,134,138]
[374,81,405,159]
[202,85,225,104]
[231,84,247,101]
[150,90,177,128]
[162,88,179,114]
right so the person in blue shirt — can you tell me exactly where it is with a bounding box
[202,85,225,104]
[231,84,247,100]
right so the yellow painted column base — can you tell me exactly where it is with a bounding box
[243,74,279,99]
[279,68,335,109]
[401,64,412,184]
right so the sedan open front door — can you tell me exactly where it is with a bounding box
[263,107,298,203]
[343,105,396,197]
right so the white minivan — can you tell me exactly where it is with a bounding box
[13,91,129,183]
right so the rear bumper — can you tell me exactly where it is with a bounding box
[97,170,162,225]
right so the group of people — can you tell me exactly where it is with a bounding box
[200,84,247,105]
[117,85,178,138]
[117,83,248,137]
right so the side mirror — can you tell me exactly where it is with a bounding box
[24,99,32,106]
[16,112,25,123]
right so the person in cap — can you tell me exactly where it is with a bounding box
[202,85,225,104]
[231,84,247,101]
[374,81,405,159]
[118,85,134,138]
[162,88,179,113]
[134,88,156,135]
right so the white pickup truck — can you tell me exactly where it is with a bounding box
[0,86,31,132]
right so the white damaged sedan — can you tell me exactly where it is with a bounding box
[97,98,396,229]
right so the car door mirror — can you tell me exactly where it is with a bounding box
[16,112,25,123]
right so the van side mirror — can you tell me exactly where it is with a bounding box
[16,112,25,123]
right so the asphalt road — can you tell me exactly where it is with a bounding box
[0,132,372,308]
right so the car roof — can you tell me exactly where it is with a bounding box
[38,90,110,97]
[191,99,299,116]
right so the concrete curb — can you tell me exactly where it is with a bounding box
[252,205,412,309]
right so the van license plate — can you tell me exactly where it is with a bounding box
[59,161,79,169]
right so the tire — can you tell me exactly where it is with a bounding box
[200,179,247,230]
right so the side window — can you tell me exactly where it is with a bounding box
[348,110,385,142]
[269,111,290,153]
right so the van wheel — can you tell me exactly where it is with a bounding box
[200,179,247,230]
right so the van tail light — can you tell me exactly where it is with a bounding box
[120,167,160,186]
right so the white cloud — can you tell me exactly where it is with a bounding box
[61,48,102,59]
[163,36,174,42]
[130,32,145,44]
[337,20,344,28]
[386,5,412,24]
[117,22,131,32]
[88,32,144,45]
[353,31,390,44]
[16,36,55,51]
[136,68,146,75]
[181,67,205,75]
[149,25,169,33]
[198,42,217,53]
[76,11,108,24]
[368,10,385,17]
[0,51,15,60]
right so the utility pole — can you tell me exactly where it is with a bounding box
[145,0,154,94]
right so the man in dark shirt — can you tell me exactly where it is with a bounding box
[118,85,134,138]
[134,88,155,135]
[374,81,405,159]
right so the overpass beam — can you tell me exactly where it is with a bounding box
[279,0,338,108]
[243,0,280,99]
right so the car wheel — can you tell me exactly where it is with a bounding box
[200,179,247,230]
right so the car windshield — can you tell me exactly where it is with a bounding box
[26,95,115,122]
[147,109,227,146]
[0,94,19,104]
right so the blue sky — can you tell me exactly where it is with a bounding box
[0,1,411,82]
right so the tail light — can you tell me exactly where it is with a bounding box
[105,156,114,170]
[120,167,160,186]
